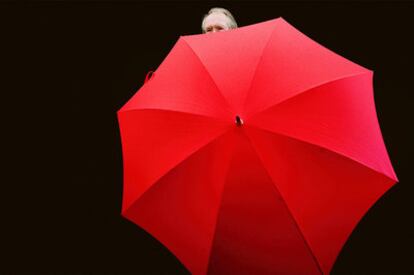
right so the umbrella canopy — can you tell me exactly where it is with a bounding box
[117,17,398,275]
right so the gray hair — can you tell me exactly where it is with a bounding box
[201,7,238,33]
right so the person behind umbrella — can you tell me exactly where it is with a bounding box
[201,7,238,33]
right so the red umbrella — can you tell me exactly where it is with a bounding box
[117,17,398,275]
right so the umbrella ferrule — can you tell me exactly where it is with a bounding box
[235,115,244,126]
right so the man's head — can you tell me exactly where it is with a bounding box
[201,7,238,34]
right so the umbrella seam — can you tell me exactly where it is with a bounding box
[180,37,235,116]
[204,130,238,275]
[241,19,280,115]
[247,122,395,182]
[122,128,233,274]
[247,71,371,120]
[117,107,231,124]
[122,125,232,214]
[243,130,324,275]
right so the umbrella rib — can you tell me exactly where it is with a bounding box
[243,131,324,275]
[122,127,232,216]
[118,107,232,124]
[248,124,393,182]
[241,20,280,114]
[247,71,371,121]
[180,37,235,115]
[204,130,242,274]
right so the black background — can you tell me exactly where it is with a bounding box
[2,1,413,274]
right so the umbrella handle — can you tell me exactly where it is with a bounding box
[144,70,155,84]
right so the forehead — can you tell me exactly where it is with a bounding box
[203,12,230,27]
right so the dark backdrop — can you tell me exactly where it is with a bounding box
[2,1,413,274]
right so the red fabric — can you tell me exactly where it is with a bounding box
[117,17,398,275]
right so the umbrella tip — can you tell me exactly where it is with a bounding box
[235,115,244,126]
